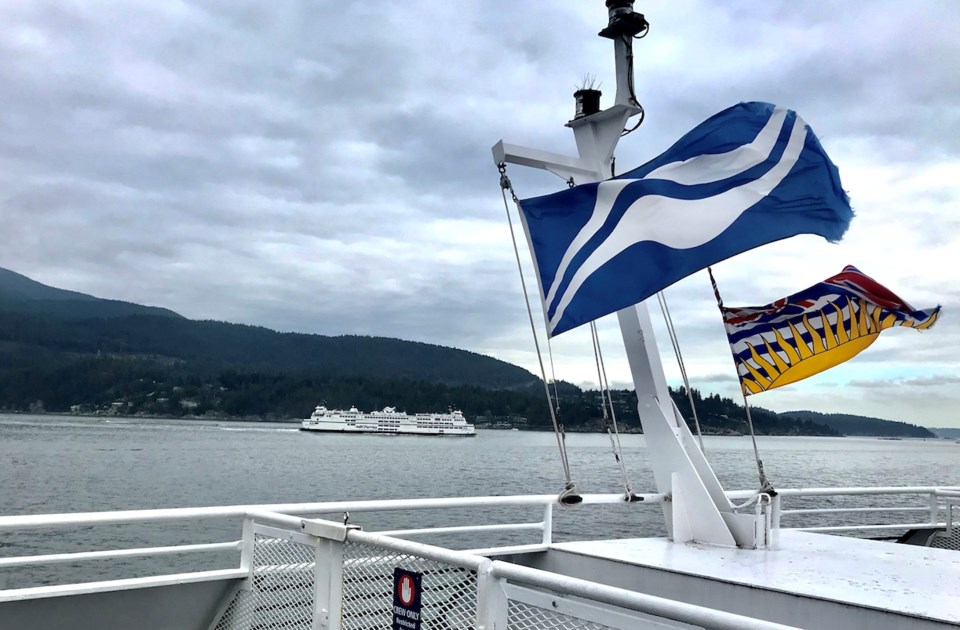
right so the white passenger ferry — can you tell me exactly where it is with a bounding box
[300,405,476,436]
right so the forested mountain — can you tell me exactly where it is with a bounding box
[779,411,936,438]
[0,267,539,389]
[0,267,182,320]
[0,267,929,437]
[0,311,539,388]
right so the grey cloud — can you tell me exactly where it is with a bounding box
[694,373,739,384]
[1,1,958,426]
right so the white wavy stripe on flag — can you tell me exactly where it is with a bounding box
[548,115,807,333]
[542,180,633,310]
[544,108,788,308]
[643,107,789,185]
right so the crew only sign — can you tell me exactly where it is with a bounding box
[392,567,423,630]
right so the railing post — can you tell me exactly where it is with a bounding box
[239,516,255,590]
[313,537,345,630]
[771,494,781,550]
[946,494,956,536]
[475,559,508,630]
[929,491,940,527]
[541,503,554,546]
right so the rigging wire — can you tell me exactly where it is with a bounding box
[543,173,577,447]
[656,291,705,451]
[590,322,639,501]
[498,163,581,505]
[707,266,776,496]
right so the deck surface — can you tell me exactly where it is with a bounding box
[552,530,960,624]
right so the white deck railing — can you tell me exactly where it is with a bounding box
[217,510,802,629]
[0,486,957,626]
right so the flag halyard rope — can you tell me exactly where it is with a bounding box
[708,267,776,496]
[589,322,639,501]
[499,163,581,505]
[656,290,706,452]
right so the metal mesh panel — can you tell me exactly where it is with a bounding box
[507,599,619,630]
[929,521,960,551]
[213,534,316,630]
[340,539,477,630]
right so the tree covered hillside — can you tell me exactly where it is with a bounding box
[779,411,935,438]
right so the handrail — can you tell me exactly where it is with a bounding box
[4,487,958,531]
[376,521,544,538]
[2,488,955,628]
[0,569,248,604]
[780,506,932,515]
[775,486,959,496]
[0,492,657,531]
[0,541,242,569]
[340,519,800,629]
[793,522,947,533]
[2,485,957,575]
[490,560,801,630]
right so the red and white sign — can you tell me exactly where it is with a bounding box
[397,573,416,607]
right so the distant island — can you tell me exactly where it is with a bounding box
[0,267,941,438]
[778,411,937,439]
[930,427,960,439]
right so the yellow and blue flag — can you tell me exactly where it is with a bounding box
[714,266,940,395]
[519,102,853,337]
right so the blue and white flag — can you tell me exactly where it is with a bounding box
[519,101,853,337]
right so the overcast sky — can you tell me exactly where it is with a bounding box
[2,1,958,428]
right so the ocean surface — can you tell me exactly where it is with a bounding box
[1,413,958,587]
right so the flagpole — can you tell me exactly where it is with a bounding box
[708,266,775,494]
[494,1,750,548]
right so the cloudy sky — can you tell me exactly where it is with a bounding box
[2,1,958,428]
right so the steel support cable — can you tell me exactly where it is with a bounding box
[589,322,638,501]
[594,327,633,497]
[742,395,776,496]
[656,291,705,452]
[706,267,775,496]
[545,337,562,413]
[498,164,580,504]
[589,323,621,482]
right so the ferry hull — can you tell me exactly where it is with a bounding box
[300,405,476,436]
[299,425,476,436]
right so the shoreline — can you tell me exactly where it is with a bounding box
[0,411,937,438]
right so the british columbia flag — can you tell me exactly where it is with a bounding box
[714,266,941,395]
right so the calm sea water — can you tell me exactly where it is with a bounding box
[1,413,958,587]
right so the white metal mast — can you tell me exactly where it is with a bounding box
[492,1,769,548]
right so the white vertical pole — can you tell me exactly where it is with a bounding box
[929,491,939,527]
[313,538,345,630]
[771,494,781,550]
[541,503,554,546]
[475,560,508,630]
[239,516,255,589]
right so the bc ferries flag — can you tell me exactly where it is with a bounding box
[519,102,853,336]
[718,266,940,396]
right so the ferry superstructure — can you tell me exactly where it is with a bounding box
[300,405,476,436]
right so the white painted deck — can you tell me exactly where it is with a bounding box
[552,530,960,625]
